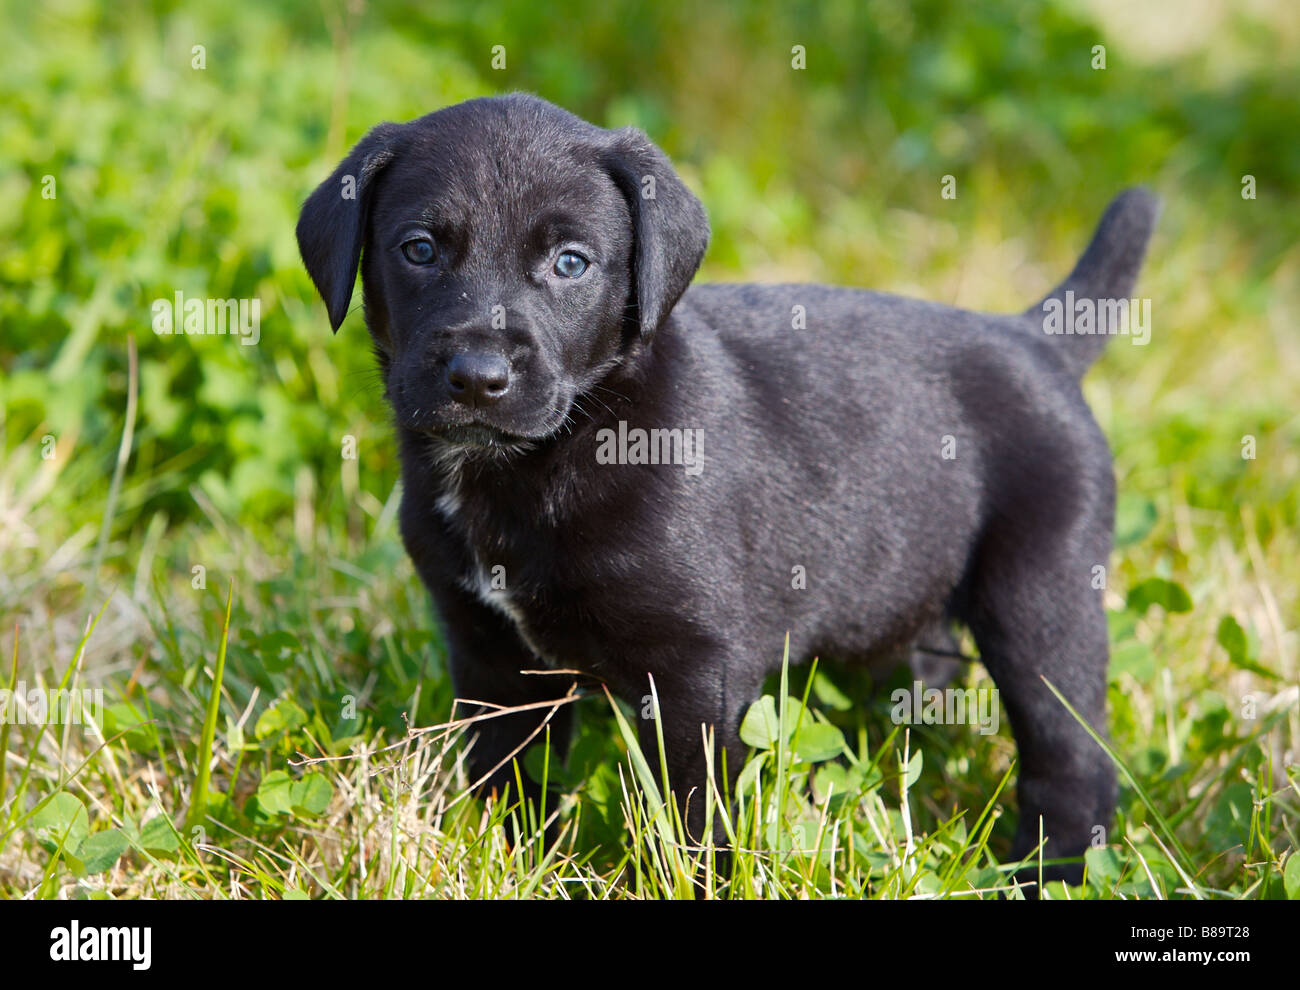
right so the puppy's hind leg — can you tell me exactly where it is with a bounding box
[907,619,971,689]
[963,547,1115,891]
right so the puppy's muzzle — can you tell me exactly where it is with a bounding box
[446,350,511,407]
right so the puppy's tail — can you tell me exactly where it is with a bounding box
[1026,187,1160,377]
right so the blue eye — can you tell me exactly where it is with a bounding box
[402,237,436,265]
[553,250,589,278]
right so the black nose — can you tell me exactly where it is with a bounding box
[446,352,510,406]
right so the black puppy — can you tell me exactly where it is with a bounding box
[297,93,1157,886]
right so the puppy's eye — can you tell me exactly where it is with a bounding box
[553,251,589,278]
[402,237,437,265]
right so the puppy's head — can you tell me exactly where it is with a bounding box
[296,93,709,451]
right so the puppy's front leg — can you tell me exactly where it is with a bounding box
[635,662,762,847]
[433,584,577,814]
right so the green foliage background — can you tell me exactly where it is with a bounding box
[4,0,1297,543]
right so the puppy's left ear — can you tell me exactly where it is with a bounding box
[603,127,709,340]
[296,123,403,332]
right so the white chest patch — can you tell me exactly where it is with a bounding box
[435,489,463,522]
[437,484,560,668]
[461,553,558,668]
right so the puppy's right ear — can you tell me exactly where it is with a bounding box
[602,127,709,341]
[296,124,402,332]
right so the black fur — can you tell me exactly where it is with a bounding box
[296,93,1159,888]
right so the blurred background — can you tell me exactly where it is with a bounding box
[4,0,1297,555]
[0,0,1297,896]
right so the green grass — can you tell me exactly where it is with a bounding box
[1,0,1298,899]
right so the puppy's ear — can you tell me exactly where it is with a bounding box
[296,124,402,332]
[603,127,709,340]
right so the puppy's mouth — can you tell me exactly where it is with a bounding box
[392,380,578,457]
[397,391,577,451]
[428,423,520,448]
